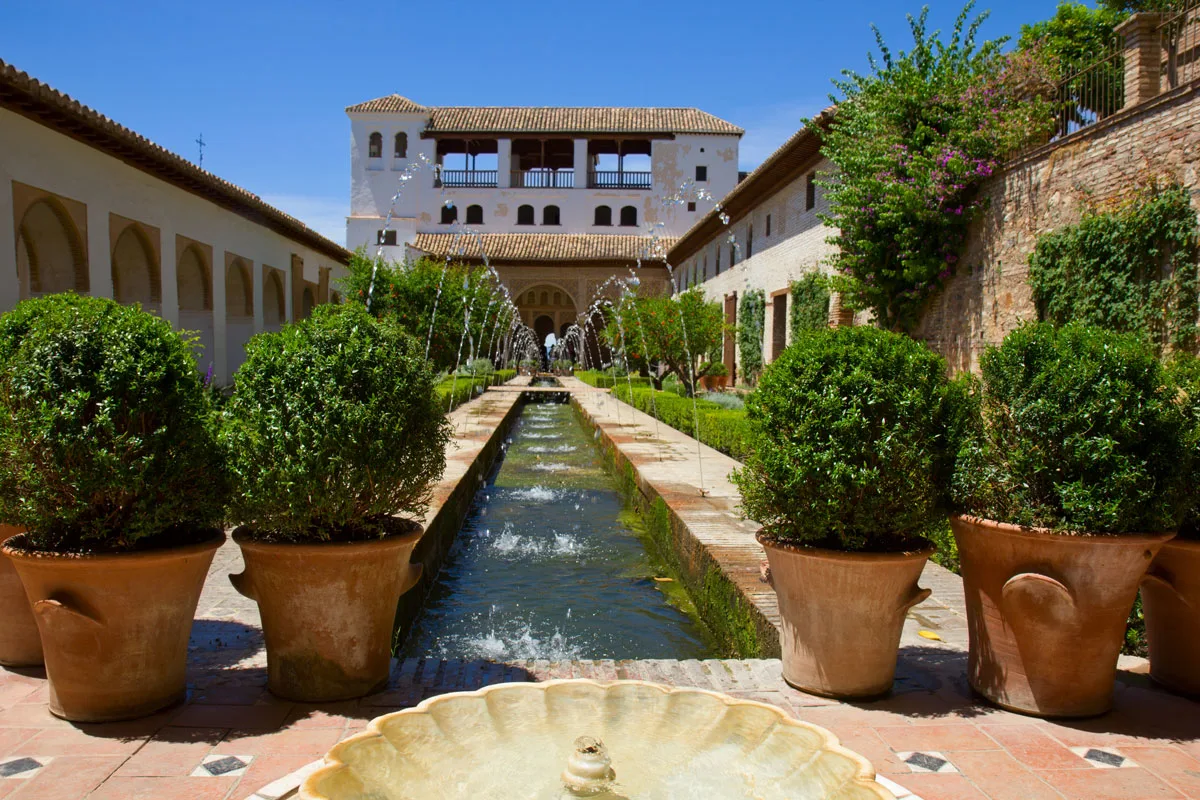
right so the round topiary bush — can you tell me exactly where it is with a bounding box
[0,294,227,552]
[951,322,1193,534]
[222,302,450,542]
[732,325,959,552]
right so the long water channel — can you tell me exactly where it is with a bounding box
[400,395,715,661]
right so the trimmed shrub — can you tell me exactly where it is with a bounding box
[951,322,1192,534]
[223,303,450,542]
[1165,352,1200,540]
[733,326,958,552]
[613,384,753,462]
[436,369,514,411]
[574,370,651,391]
[0,294,228,551]
[789,273,831,338]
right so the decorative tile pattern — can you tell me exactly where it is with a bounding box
[1072,746,1135,769]
[193,754,253,778]
[0,756,47,779]
[897,751,956,774]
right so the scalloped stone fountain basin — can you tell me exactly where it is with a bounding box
[302,680,892,799]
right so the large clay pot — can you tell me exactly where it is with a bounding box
[951,515,1171,718]
[1142,538,1200,697]
[0,524,42,667]
[1,530,223,721]
[760,536,933,698]
[231,522,424,702]
[700,375,729,392]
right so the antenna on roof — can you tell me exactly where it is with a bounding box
[195,133,206,169]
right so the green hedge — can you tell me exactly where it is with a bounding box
[574,370,651,390]
[435,369,516,411]
[613,384,752,462]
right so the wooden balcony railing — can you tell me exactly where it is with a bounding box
[510,169,575,189]
[434,169,498,188]
[588,171,652,190]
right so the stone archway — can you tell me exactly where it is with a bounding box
[264,269,286,330]
[13,191,88,299]
[177,242,214,368]
[112,224,160,312]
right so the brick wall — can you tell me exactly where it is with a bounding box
[914,79,1200,373]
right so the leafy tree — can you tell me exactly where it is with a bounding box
[1019,2,1128,123]
[339,251,511,374]
[604,288,726,397]
[820,2,1057,331]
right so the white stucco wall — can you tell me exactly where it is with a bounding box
[345,111,740,252]
[1,107,347,385]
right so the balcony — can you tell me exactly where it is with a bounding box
[510,169,575,189]
[588,170,652,190]
[434,169,498,188]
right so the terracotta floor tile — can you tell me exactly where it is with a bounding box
[1035,719,1177,750]
[220,726,344,756]
[0,729,38,758]
[0,704,72,729]
[232,753,319,797]
[947,750,1067,799]
[21,726,148,757]
[1120,746,1200,796]
[980,724,1092,771]
[111,727,225,779]
[6,755,123,800]
[187,686,265,706]
[888,772,990,800]
[0,782,17,799]
[874,723,1000,753]
[87,776,238,800]
[170,703,292,731]
[834,727,912,776]
[281,701,365,730]
[0,679,43,709]
[1038,767,1185,799]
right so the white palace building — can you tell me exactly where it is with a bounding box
[345,94,743,340]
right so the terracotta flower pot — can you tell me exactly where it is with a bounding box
[231,522,425,702]
[759,536,933,698]
[1142,538,1200,698]
[0,524,42,667]
[950,515,1172,718]
[700,375,728,392]
[1,530,223,722]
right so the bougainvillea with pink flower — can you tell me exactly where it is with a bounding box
[819,3,1057,331]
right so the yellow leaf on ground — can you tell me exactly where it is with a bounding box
[918,630,942,641]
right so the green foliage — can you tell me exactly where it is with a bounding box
[923,517,960,573]
[789,273,831,339]
[222,303,450,542]
[604,288,727,396]
[436,369,515,411]
[700,361,727,377]
[821,3,1057,330]
[951,322,1193,533]
[732,326,959,552]
[1028,183,1200,353]
[1019,2,1127,124]
[0,295,227,551]
[1166,352,1200,540]
[613,384,754,462]
[737,290,766,386]
[572,370,651,390]
[340,251,511,374]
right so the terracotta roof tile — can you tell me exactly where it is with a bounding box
[347,96,743,136]
[0,59,351,263]
[411,233,675,263]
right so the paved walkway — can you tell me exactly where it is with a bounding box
[1,382,1198,799]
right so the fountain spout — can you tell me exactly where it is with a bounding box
[561,736,625,798]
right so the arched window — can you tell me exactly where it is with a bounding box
[594,206,612,226]
[368,132,382,158]
[302,286,316,319]
[112,225,160,309]
[264,270,285,329]
[543,205,561,226]
[16,198,87,296]
[394,132,407,158]
[466,204,484,225]
[517,205,535,225]
[225,259,253,320]
[619,205,638,227]
[440,204,458,224]
[177,246,210,312]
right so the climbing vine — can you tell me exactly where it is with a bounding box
[1028,182,1200,353]
[789,273,831,339]
[738,289,765,385]
[819,3,1057,331]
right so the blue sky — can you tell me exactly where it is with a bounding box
[2,0,1062,244]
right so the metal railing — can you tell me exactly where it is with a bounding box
[434,169,498,188]
[510,169,575,189]
[1049,34,1126,139]
[588,171,652,190]
[1159,0,1200,91]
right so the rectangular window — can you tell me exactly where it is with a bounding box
[703,256,708,281]
[730,244,737,267]
[687,201,697,212]
[766,214,772,237]
[376,230,397,246]
[805,172,816,211]
[715,247,721,274]
[696,165,708,182]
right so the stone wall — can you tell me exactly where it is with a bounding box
[915,79,1200,373]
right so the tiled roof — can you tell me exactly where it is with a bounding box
[344,94,429,114]
[347,96,743,136]
[411,233,675,263]
[668,108,834,265]
[1,59,351,263]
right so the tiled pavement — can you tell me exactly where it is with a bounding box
[1,383,1199,798]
